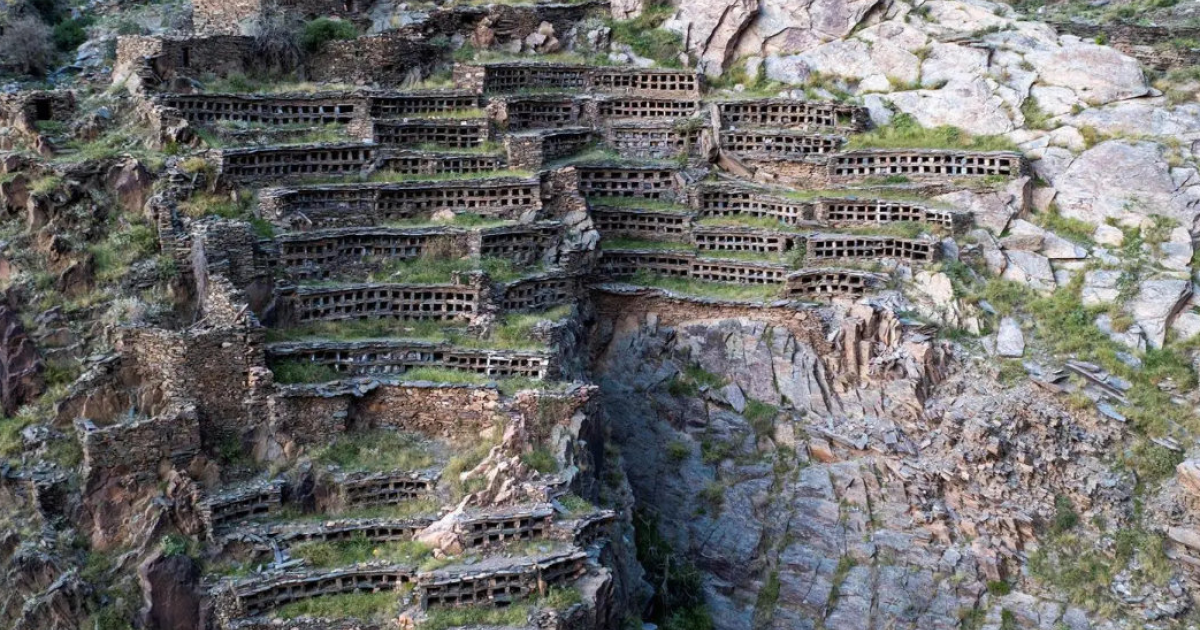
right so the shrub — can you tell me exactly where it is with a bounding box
[0,16,55,76]
[161,534,190,557]
[666,439,691,464]
[1050,495,1078,534]
[52,16,92,52]
[252,5,302,73]
[744,399,777,437]
[299,18,357,53]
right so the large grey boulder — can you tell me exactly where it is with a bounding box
[1081,269,1122,307]
[1130,278,1192,349]
[1023,39,1148,105]
[1067,102,1200,141]
[1001,250,1055,290]
[732,0,884,58]
[665,0,760,76]
[886,77,1015,136]
[1052,141,1200,228]
[996,318,1025,357]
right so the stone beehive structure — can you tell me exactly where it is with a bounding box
[58,13,1033,624]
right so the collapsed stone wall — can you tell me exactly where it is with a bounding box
[260,381,503,458]
[505,128,595,170]
[114,36,258,91]
[117,325,265,450]
[0,91,75,151]
[75,406,201,480]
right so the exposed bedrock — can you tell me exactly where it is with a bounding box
[589,297,1161,629]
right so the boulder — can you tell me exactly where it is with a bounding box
[1095,313,1146,352]
[667,0,760,76]
[886,77,1015,136]
[1081,269,1121,307]
[1067,102,1200,141]
[1092,224,1124,247]
[1130,278,1192,349]
[734,0,885,58]
[1052,141,1200,228]
[933,176,1028,234]
[106,158,153,217]
[1023,41,1148,105]
[1001,250,1055,290]
[1040,231,1089,259]
[610,0,643,19]
[1157,227,1194,272]
[1177,459,1200,497]
[1000,219,1045,251]
[996,317,1025,357]
[764,37,920,88]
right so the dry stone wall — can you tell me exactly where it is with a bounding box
[266,339,556,379]
[258,177,542,229]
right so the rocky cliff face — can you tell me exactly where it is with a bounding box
[589,294,1184,629]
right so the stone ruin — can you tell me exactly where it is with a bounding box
[20,16,1043,628]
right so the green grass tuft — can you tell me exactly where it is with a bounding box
[313,430,435,472]
[847,113,1018,152]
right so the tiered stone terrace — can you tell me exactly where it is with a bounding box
[132,50,1030,630]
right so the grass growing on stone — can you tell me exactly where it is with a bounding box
[414,108,488,120]
[442,439,496,499]
[696,215,789,230]
[623,271,783,302]
[420,587,581,630]
[484,305,572,350]
[270,360,342,384]
[369,255,531,284]
[265,319,464,343]
[520,446,559,473]
[291,534,433,568]
[587,196,693,213]
[973,276,1195,444]
[422,603,531,630]
[557,493,597,516]
[382,213,514,229]
[367,169,534,183]
[313,430,436,472]
[825,222,930,239]
[601,237,691,251]
[274,591,399,621]
[1032,203,1095,245]
[845,113,1018,152]
[604,3,683,67]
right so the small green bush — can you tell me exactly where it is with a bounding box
[987,580,1012,596]
[743,399,777,437]
[52,16,93,52]
[1050,495,1078,534]
[666,440,691,464]
[521,447,559,473]
[299,18,357,53]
